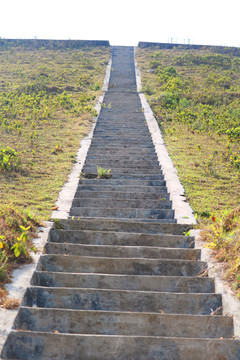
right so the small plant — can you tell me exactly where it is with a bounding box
[51,145,63,155]
[11,225,31,258]
[0,236,8,282]
[0,146,22,172]
[97,166,111,179]
[53,219,64,230]
[94,82,100,91]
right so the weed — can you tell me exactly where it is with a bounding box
[51,145,63,155]
[94,82,100,91]
[11,225,33,258]
[0,236,9,282]
[0,146,22,172]
[97,166,112,179]
[53,219,64,230]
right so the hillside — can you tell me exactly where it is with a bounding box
[0,40,110,295]
[136,44,240,295]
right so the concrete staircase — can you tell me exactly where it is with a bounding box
[2,46,240,359]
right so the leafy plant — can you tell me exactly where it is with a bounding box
[0,236,8,282]
[97,166,111,179]
[53,219,64,230]
[94,82,100,91]
[0,146,22,172]
[11,225,32,258]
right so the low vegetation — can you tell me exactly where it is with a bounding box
[0,42,110,294]
[136,46,240,295]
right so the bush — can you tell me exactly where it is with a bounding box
[0,146,22,172]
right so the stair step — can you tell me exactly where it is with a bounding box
[71,198,172,209]
[45,243,200,260]
[49,229,194,248]
[85,153,159,160]
[82,167,162,175]
[74,190,169,201]
[23,287,222,315]
[77,179,165,186]
[3,333,240,360]
[83,160,160,167]
[69,207,175,220]
[76,184,167,192]
[58,218,192,234]
[32,272,215,293]
[14,307,233,338]
[38,254,207,276]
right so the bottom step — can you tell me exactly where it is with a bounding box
[2,332,240,360]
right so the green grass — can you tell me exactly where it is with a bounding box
[0,43,110,291]
[136,46,240,294]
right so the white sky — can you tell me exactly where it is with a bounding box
[0,0,239,47]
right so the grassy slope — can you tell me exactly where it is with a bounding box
[0,44,110,292]
[136,46,240,295]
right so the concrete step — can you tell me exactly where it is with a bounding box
[86,148,157,155]
[3,333,240,360]
[83,159,160,167]
[77,178,166,186]
[32,272,215,293]
[49,229,195,248]
[45,243,201,260]
[71,198,172,209]
[93,129,150,134]
[76,184,167,194]
[23,287,222,315]
[74,190,169,201]
[85,154,159,162]
[87,146,157,152]
[69,207,175,220]
[92,134,153,140]
[58,218,192,234]
[38,254,207,277]
[72,197,172,209]
[14,307,233,338]
[105,174,165,180]
[90,139,154,145]
[82,167,163,176]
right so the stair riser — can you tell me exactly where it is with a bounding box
[3,334,240,360]
[48,230,194,248]
[74,191,169,200]
[82,168,163,175]
[24,288,222,315]
[77,179,165,186]
[32,272,215,293]
[69,208,175,220]
[38,255,207,277]
[71,199,172,209]
[83,160,160,167]
[76,185,167,193]
[59,219,192,234]
[45,243,200,260]
[15,307,233,338]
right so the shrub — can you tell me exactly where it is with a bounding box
[0,146,22,172]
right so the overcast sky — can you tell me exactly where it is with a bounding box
[0,0,239,47]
